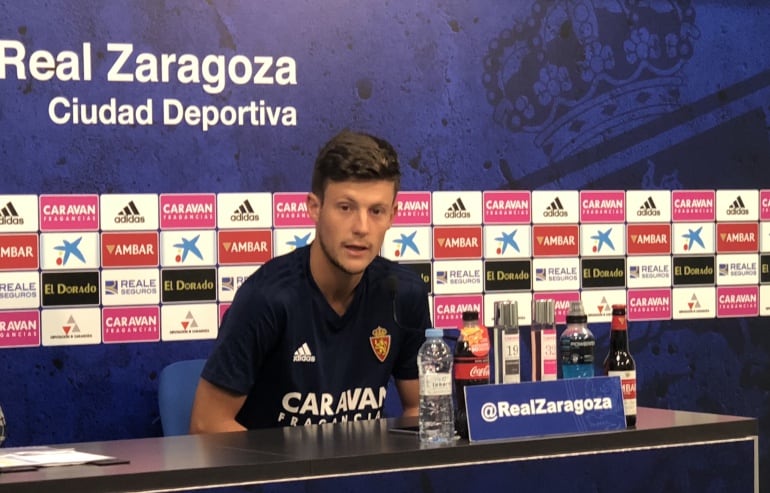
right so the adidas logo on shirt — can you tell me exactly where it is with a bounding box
[444,197,470,219]
[637,196,660,217]
[293,342,316,363]
[0,201,23,225]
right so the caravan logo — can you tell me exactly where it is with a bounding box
[40,195,99,231]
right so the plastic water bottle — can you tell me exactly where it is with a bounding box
[559,300,596,378]
[418,328,454,444]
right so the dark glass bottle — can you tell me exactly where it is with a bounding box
[603,304,637,427]
[453,310,489,439]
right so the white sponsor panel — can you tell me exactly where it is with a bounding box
[626,190,671,223]
[41,307,102,346]
[218,265,259,302]
[715,253,760,286]
[161,303,218,341]
[431,191,482,226]
[273,228,314,257]
[626,255,672,289]
[40,232,100,270]
[483,292,532,328]
[760,285,770,316]
[217,193,273,229]
[0,271,40,309]
[672,222,715,255]
[672,286,716,320]
[0,194,39,232]
[716,189,758,221]
[483,225,531,258]
[100,194,159,231]
[531,190,579,224]
[160,230,216,267]
[382,226,431,261]
[580,223,625,257]
[433,259,483,295]
[761,223,770,253]
[532,257,580,291]
[101,268,160,306]
[581,289,626,323]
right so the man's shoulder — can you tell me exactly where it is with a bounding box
[367,256,426,294]
[243,247,308,294]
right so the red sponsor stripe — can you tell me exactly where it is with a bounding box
[0,234,39,270]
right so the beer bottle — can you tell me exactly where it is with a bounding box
[603,304,637,427]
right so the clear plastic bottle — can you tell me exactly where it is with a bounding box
[418,328,455,444]
[559,300,595,379]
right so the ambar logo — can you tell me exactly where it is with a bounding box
[716,223,758,253]
[627,224,671,255]
[0,234,38,270]
[218,230,272,264]
[532,225,579,257]
[433,226,482,259]
[161,268,217,303]
[41,271,100,307]
[101,232,159,267]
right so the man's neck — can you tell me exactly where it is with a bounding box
[309,242,362,316]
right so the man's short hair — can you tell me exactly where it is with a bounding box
[311,130,401,199]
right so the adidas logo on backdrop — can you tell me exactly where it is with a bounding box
[444,198,470,219]
[0,201,23,225]
[637,196,660,217]
[115,201,145,224]
[231,199,260,222]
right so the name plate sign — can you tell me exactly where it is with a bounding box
[465,376,626,442]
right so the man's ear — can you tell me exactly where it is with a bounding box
[307,192,321,223]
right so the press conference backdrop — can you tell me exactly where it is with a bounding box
[0,0,768,489]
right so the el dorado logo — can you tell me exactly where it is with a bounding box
[484,259,531,291]
[41,271,100,307]
[161,268,216,302]
[672,256,715,286]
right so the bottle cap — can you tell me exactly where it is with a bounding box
[532,299,555,325]
[462,310,479,322]
[425,328,443,338]
[494,300,518,327]
[566,300,587,323]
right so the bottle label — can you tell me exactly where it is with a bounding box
[542,329,557,380]
[502,332,520,383]
[454,359,490,381]
[459,325,490,357]
[420,373,453,396]
[608,370,637,415]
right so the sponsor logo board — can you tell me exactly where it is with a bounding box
[41,307,101,346]
[159,193,216,229]
[103,306,161,343]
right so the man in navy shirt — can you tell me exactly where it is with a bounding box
[190,130,431,432]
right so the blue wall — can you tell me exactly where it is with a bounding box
[0,0,768,489]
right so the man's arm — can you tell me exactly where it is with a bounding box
[394,378,419,417]
[189,378,248,433]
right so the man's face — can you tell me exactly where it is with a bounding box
[308,180,397,276]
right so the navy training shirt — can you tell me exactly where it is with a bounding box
[202,245,431,429]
